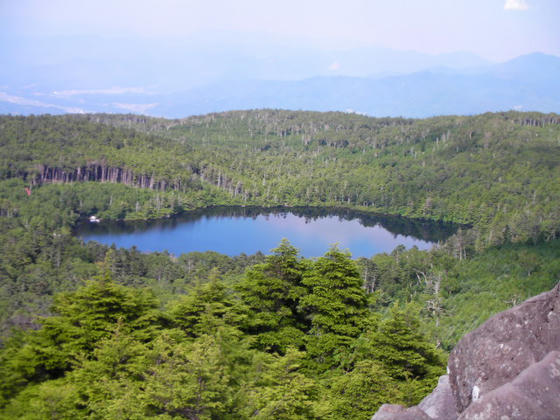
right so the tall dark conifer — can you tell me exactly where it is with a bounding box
[236,239,308,353]
[301,246,368,370]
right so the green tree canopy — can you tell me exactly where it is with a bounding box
[301,246,369,370]
[237,239,309,353]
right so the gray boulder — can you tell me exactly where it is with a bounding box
[370,375,458,420]
[448,282,560,412]
[418,375,458,420]
[458,350,560,420]
[371,404,431,420]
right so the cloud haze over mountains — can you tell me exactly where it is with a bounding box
[1,40,558,118]
[1,0,559,118]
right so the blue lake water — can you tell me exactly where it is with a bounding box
[76,207,456,258]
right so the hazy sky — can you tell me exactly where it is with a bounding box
[2,0,559,61]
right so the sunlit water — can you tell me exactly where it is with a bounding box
[76,207,456,258]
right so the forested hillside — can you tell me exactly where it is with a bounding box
[2,110,559,248]
[1,110,559,418]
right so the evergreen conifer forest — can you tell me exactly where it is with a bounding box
[0,110,559,418]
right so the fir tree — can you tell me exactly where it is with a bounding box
[237,239,309,353]
[301,246,368,370]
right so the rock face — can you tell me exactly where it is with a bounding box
[448,282,560,412]
[371,282,560,420]
[371,404,432,420]
[459,351,560,420]
[417,375,458,420]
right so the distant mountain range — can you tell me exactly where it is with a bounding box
[0,44,558,118]
[153,53,560,118]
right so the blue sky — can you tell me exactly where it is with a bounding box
[2,0,559,61]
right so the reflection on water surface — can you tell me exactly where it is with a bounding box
[76,206,457,258]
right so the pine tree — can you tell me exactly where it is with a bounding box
[242,347,320,419]
[141,328,247,419]
[323,360,401,420]
[369,306,445,405]
[237,239,309,353]
[301,245,368,370]
[0,274,164,401]
[170,272,247,337]
[68,321,149,419]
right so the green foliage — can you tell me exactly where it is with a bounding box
[0,276,162,403]
[170,274,248,337]
[0,182,265,339]
[68,324,149,419]
[140,331,238,419]
[1,237,558,419]
[242,348,320,419]
[301,246,368,369]
[0,243,455,419]
[237,239,309,353]
[365,240,560,349]
[2,111,560,248]
[323,360,400,420]
[368,306,445,404]
[1,378,81,420]
[1,110,560,418]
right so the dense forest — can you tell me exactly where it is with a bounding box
[0,110,559,418]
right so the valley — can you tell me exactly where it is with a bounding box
[0,109,559,418]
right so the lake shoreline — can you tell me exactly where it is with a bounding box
[75,205,459,258]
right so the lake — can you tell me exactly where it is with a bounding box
[76,206,457,258]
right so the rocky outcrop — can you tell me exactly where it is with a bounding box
[459,351,560,420]
[371,282,560,420]
[372,404,432,420]
[448,282,560,413]
[417,375,458,420]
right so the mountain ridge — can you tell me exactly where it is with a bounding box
[1,52,559,118]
